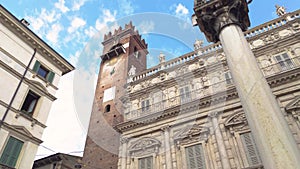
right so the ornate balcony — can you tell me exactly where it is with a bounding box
[124,55,300,121]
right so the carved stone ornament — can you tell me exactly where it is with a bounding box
[174,124,209,146]
[285,96,300,120]
[193,0,250,42]
[225,112,249,133]
[128,137,161,157]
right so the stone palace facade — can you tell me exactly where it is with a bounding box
[82,9,300,169]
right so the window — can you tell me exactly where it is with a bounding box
[240,132,261,166]
[33,60,55,83]
[224,71,233,84]
[141,99,150,112]
[138,156,153,169]
[134,47,140,59]
[105,104,111,113]
[274,53,294,70]
[185,144,206,169]
[180,86,191,103]
[21,90,40,116]
[0,137,24,168]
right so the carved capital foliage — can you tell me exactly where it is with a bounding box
[128,137,161,157]
[194,0,250,42]
[174,124,209,146]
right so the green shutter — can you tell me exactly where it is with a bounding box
[46,71,55,83]
[241,132,261,166]
[32,60,40,73]
[0,137,23,167]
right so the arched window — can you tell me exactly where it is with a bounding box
[105,104,111,113]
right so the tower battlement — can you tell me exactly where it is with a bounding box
[103,21,148,50]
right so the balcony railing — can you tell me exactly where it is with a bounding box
[125,56,300,120]
[260,56,300,77]
[130,10,300,83]
[125,79,233,120]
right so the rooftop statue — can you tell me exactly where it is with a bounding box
[276,5,286,17]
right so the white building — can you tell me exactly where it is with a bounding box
[0,5,74,169]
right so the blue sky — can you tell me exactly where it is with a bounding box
[1,0,299,159]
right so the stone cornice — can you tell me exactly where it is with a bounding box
[0,100,47,128]
[2,122,43,145]
[0,5,74,75]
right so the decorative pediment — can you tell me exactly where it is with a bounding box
[129,137,161,157]
[285,96,300,112]
[225,112,250,133]
[5,125,42,144]
[30,80,48,93]
[174,124,209,146]
[10,125,34,138]
[225,112,247,127]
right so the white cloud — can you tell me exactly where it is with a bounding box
[55,0,70,13]
[84,26,97,38]
[95,9,117,31]
[138,21,155,34]
[46,23,63,45]
[119,0,134,15]
[68,17,86,33]
[40,9,61,23]
[72,0,87,11]
[175,3,189,17]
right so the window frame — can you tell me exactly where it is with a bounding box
[179,85,191,103]
[184,143,206,169]
[240,132,262,167]
[32,60,55,83]
[224,71,233,85]
[141,99,150,112]
[274,52,294,71]
[0,136,24,168]
[138,156,153,169]
[20,90,40,116]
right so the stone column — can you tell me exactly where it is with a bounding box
[120,137,129,169]
[162,126,172,169]
[209,112,231,169]
[193,1,300,168]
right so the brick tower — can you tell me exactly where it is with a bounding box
[82,22,148,169]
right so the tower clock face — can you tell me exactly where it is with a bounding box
[102,54,123,80]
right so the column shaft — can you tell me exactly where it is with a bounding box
[211,115,231,169]
[163,127,172,169]
[219,25,300,169]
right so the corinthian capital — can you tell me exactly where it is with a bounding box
[193,0,250,42]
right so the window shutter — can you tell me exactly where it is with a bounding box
[46,71,55,83]
[186,144,206,169]
[241,132,261,166]
[146,157,152,169]
[32,60,40,73]
[0,137,23,167]
[138,157,153,169]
